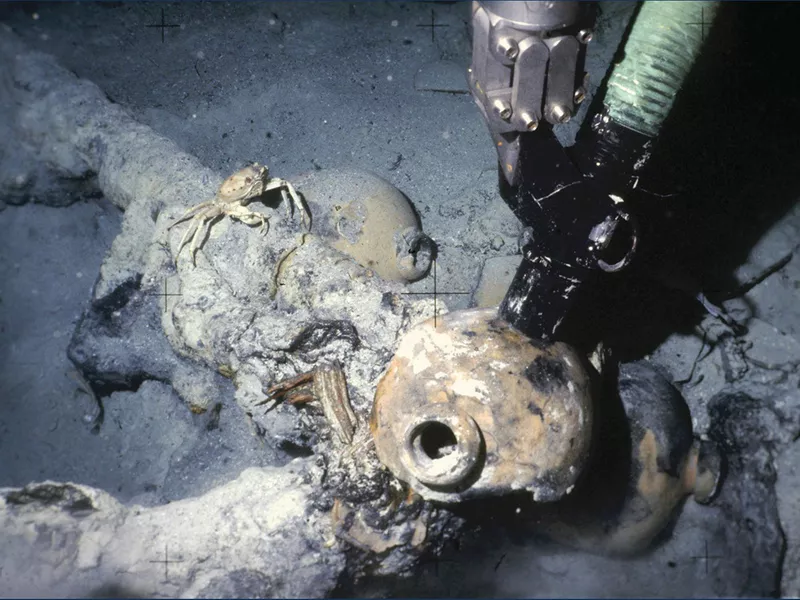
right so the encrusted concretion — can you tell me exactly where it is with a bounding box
[371,307,595,503]
[293,169,434,282]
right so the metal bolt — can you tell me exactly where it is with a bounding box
[492,99,512,121]
[550,104,571,124]
[578,29,593,44]
[521,112,539,131]
[573,87,586,105]
[518,227,535,251]
[497,37,519,60]
[588,216,616,250]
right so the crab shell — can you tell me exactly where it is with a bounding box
[370,307,595,503]
[217,164,269,200]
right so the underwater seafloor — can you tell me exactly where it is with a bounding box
[1,2,800,598]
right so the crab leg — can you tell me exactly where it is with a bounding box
[228,205,270,236]
[189,217,215,266]
[280,189,293,220]
[174,218,201,261]
[264,178,311,230]
[168,200,214,229]
[285,181,311,230]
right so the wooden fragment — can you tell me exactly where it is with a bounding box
[313,362,357,445]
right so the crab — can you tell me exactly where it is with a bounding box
[168,163,310,265]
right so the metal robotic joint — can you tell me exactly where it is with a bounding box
[468,1,594,187]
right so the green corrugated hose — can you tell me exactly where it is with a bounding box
[605,1,720,138]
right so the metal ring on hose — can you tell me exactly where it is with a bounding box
[595,210,639,273]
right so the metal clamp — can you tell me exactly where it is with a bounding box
[588,209,639,273]
[468,1,594,186]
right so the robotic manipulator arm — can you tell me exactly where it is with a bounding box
[469,1,644,342]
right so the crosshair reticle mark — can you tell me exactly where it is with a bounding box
[689,540,724,575]
[400,258,471,328]
[146,8,179,44]
[153,277,182,313]
[417,9,448,43]
[149,543,185,583]
[686,6,713,44]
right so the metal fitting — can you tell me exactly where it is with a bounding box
[493,98,513,121]
[550,104,571,124]
[468,1,592,187]
[573,87,586,105]
[578,29,594,44]
[521,112,539,131]
[518,226,535,251]
[496,36,519,61]
[588,210,639,273]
